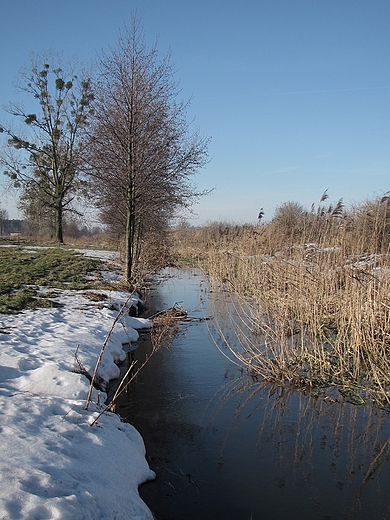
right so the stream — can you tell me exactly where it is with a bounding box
[117,268,390,520]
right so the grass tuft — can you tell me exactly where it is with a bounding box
[0,245,106,313]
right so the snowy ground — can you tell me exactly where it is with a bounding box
[0,248,155,519]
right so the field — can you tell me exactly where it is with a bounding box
[0,242,114,313]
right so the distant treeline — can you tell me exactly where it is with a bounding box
[0,219,24,235]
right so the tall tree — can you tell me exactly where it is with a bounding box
[0,53,94,243]
[87,17,209,282]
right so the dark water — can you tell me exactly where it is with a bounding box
[118,268,390,520]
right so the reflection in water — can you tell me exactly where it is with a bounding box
[216,376,390,519]
[118,268,390,520]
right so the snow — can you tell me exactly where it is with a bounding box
[0,249,155,519]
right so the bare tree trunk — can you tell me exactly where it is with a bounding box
[56,203,64,243]
[124,204,135,282]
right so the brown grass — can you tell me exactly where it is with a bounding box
[171,196,390,406]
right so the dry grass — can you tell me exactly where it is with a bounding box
[149,304,188,349]
[171,196,390,406]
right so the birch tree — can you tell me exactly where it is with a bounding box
[88,17,209,283]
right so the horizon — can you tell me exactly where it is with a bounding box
[1,0,389,225]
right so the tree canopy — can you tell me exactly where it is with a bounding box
[0,52,94,242]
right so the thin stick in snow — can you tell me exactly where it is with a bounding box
[85,291,136,410]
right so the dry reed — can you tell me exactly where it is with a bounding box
[172,196,390,406]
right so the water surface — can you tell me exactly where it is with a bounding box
[119,268,390,520]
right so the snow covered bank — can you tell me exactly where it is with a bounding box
[0,252,155,519]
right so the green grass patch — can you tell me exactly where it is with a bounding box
[0,246,106,313]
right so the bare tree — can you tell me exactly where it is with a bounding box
[87,17,209,283]
[0,52,94,243]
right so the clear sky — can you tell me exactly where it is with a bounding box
[1,0,390,224]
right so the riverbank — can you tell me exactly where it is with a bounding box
[0,248,155,519]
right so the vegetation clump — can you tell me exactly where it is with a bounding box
[172,193,390,407]
[0,244,105,313]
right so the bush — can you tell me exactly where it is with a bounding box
[271,201,307,239]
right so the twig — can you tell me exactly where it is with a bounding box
[90,352,152,426]
[362,437,390,485]
[90,302,186,425]
[85,291,136,410]
[110,360,138,403]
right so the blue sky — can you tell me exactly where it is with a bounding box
[1,0,390,224]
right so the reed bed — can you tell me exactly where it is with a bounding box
[172,195,390,406]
